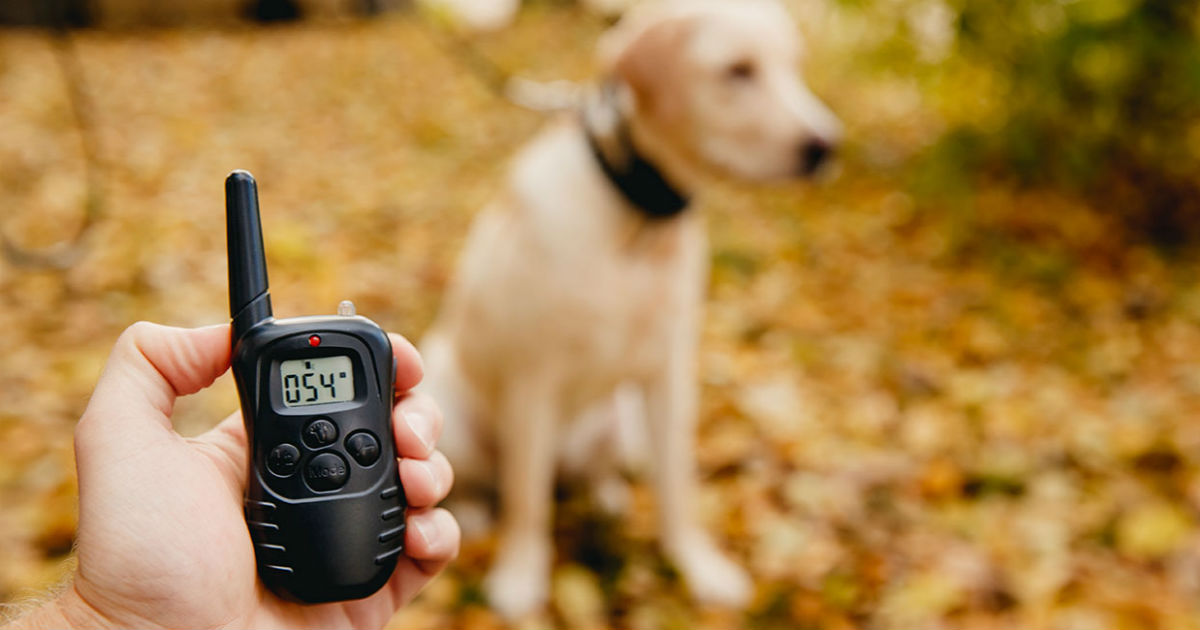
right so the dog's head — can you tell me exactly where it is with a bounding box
[598,0,841,181]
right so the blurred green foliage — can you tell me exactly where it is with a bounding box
[884,0,1200,241]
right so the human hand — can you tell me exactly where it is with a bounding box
[5,322,458,630]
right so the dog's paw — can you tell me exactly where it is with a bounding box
[484,538,552,620]
[668,534,754,608]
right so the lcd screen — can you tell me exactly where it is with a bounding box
[280,356,354,407]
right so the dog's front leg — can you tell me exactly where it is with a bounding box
[645,335,754,608]
[484,372,559,620]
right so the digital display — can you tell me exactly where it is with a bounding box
[280,356,354,407]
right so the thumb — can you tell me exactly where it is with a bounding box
[78,322,232,447]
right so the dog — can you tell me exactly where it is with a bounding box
[420,0,842,618]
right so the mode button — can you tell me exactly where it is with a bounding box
[304,452,349,491]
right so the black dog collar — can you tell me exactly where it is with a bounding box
[582,83,691,220]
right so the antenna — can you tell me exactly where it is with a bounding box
[226,169,273,340]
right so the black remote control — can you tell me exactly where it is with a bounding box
[226,170,405,603]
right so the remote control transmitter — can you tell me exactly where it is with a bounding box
[226,170,405,603]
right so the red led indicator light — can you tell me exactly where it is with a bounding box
[308,335,321,347]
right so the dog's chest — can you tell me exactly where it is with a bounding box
[451,122,707,389]
[513,126,706,377]
[546,223,702,381]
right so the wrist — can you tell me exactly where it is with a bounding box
[2,584,107,630]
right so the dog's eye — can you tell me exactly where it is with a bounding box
[726,60,757,81]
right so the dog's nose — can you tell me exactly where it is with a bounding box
[799,138,834,175]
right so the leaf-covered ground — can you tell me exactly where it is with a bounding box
[3,3,1200,628]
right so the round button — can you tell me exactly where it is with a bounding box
[304,452,349,491]
[303,418,338,449]
[345,431,381,466]
[267,443,300,477]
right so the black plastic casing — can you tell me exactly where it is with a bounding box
[233,315,404,603]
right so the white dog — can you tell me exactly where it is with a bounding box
[420,0,842,618]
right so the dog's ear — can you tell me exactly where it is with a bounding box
[598,7,695,115]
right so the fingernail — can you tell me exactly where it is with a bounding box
[405,409,435,453]
[412,512,440,550]
[419,459,443,500]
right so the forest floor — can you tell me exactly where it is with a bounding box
[3,5,1200,628]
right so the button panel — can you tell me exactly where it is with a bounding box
[264,414,389,495]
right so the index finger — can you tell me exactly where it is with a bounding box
[389,332,423,393]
